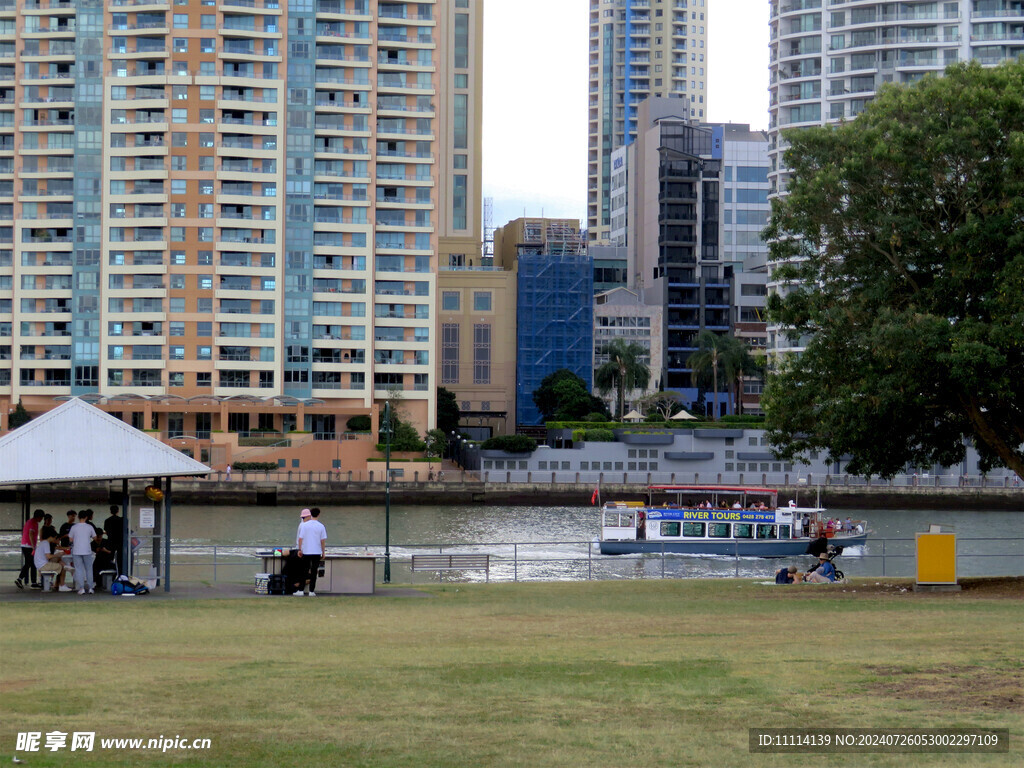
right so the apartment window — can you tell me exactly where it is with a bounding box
[172,108,187,123]
[442,291,460,311]
[454,14,469,68]
[473,291,491,312]
[453,175,467,230]
[441,323,459,384]
[453,94,468,149]
[473,324,490,385]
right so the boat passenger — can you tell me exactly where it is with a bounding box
[732,502,742,509]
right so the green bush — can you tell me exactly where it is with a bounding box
[346,415,371,432]
[480,434,537,453]
[643,412,666,423]
[572,429,586,442]
[584,412,607,422]
[231,462,278,472]
[719,415,766,425]
[582,428,615,442]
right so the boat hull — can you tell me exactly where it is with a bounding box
[599,533,868,557]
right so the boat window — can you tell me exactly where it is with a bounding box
[660,522,681,537]
[682,522,705,537]
[756,524,777,539]
[734,524,753,539]
[778,524,791,539]
[709,523,731,538]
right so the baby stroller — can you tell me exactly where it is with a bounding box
[110,574,150,596]
[806,545,845,581]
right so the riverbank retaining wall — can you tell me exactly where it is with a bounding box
[4,479,1022,511]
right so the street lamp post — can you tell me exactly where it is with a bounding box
[383,401,392,583]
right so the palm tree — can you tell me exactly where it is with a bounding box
[719,338,762,416]
[594,339,651,421]
[687,330,729,420]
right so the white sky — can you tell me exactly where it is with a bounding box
[482,0,771,231]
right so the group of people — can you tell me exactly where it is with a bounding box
[281,507,327,597]
[16,506,124,595]
[775,552,838,584]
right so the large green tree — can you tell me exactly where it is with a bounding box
[436,386,460,435]
[594,338,651,420]
[764,61,1024,478]
[532,369,609,423]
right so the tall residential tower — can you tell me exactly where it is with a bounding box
[588,0,709,244]
[0,0,482,464]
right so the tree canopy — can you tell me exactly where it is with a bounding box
[436,386,460,435]
[532,369,609,423]
[763,61,1024,478]
[594,338,651,420]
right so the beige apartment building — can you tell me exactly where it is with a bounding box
[0,0,482,472]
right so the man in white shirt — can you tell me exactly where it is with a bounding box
[294,507,327,596]
[35,529,71,592]
[68,512,99,595]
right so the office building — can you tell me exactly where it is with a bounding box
[588,0,709,243]
[493,218,593,427]
[611,100,770,415]
[0,0,483,469]
[766,0,1024,357]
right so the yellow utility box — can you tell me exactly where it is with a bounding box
[916,527,957,586]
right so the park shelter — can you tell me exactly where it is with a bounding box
[0,397,210,591]
[670,409,697,421]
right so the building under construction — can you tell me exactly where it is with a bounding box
[494,219,593,427]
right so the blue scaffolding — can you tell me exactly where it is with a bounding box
[516,251,594,426]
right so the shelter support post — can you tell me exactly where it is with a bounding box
[164,477,172,592]
[121,479,129,578]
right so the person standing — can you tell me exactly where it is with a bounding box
[69,512,99,595]
[16,509,45,589]
[294,508,327,597]
[58,510,77,537]
[103,505,125,575]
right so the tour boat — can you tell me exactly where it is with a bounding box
[598,485,868,556]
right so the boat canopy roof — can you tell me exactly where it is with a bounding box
[649,486,778,495]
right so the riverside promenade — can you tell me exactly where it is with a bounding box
[7,472,1023,510]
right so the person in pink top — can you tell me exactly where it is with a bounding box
[16,509,45,590]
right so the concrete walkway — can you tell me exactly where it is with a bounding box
[0,581,430,603]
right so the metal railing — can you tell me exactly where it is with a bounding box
[6,538,1014,586]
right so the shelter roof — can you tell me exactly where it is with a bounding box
[0,398,210,486]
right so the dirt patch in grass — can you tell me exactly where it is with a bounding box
[864,664,1022,712]
[762,576,1024,599]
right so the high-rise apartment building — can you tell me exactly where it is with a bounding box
[0,0,482,460]
[588,0,709,243]
[766,0,1024,357]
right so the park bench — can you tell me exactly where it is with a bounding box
[410,553,490,582]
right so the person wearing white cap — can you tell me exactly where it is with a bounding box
[294,508,326,596]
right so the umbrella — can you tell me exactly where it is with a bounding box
[622,409,644,422]
[670,409,697,420]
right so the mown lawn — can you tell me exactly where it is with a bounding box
[1,579,1020,767]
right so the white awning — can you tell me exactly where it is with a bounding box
[0,398,211,486]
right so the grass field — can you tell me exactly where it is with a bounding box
[1,579,1020,767]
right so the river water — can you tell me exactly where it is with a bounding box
[2,502,1021,583]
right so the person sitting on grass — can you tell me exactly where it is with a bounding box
[805,553,837,583]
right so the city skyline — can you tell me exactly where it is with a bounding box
[483,0,770,231]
